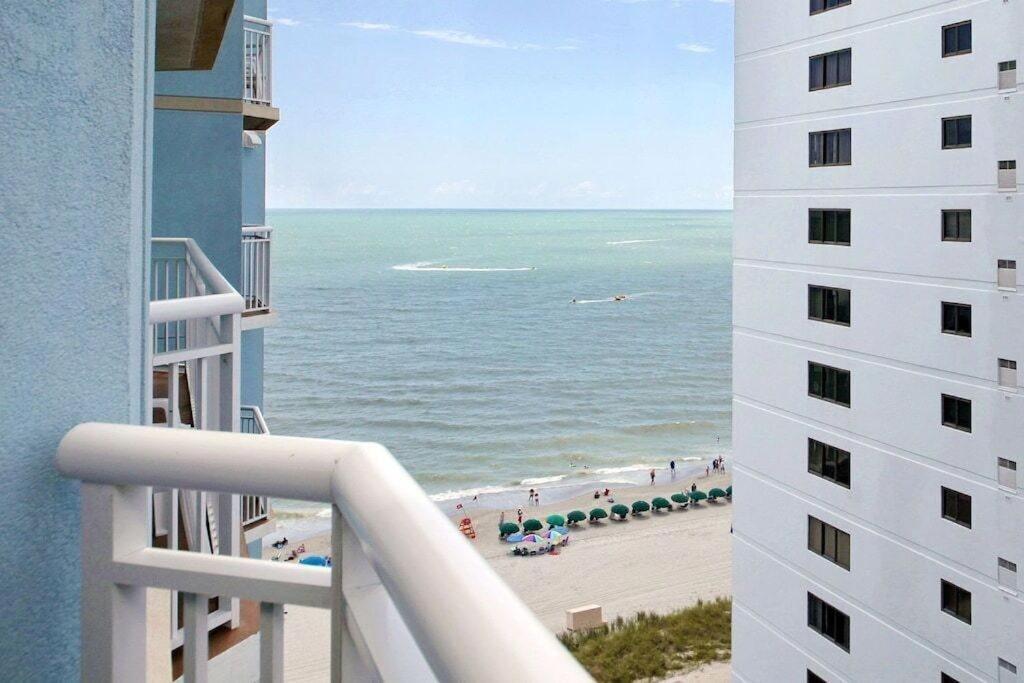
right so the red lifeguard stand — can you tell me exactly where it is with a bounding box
[458,516,476,540]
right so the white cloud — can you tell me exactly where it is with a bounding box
[677,42,713,53]
[341,21,574,51]
[341,22,396,31]
[273,17,301,27]
[432,180,478,196]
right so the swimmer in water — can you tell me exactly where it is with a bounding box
[571,298,577,304]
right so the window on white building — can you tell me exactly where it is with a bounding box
[999,359,1017,388]
[998,658,1018,683]
[808,515,851,569]
[998,558,1018,591]
[809,129,852,167]
[941,395,972,432]
[941,302,971,336]
[941,210,971,242]
[998,458,1017,489]
[941,486,972,528]
[809,49,852,90]
[810,0,850,15]
[941,580,972,624]
[942,21,972,58]
[998,260,1017,289]
[942,116,972,149]
[998,161,1017,191]
[999,61,1017,91]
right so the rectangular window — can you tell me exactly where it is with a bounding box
[999,359,1017,388]
[999,61,1017,90]
[1000,160,1018,171]
[808,515,851,569]
[810,0,851,14]
[809,362,851,406]
[810,49,852,90]
[942,21,972,57]
[942,210,971,242]
[942,486,972,528]
[809,209,851,245]
[808,593,850,651]
[808,672,828,683]
[998,457,1017,489]
[941,302,972,336]
[998,659,1018,679]
[808,438,851,488]
[942,394,972,432]
[809,286,851,325]
[941,580,972,624]
[810,129,852,167]
[998,558,1018,591]
[942,116,972,149]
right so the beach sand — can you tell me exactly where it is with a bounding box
[284,471,733,681]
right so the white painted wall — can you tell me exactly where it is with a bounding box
[734,0,1024,680]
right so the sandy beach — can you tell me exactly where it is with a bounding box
[297,471,732,629]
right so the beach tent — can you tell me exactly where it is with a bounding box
[651,497,671,511]
[708,488,728,501]
[506,533,525,543]
[499,522,519,537]
[566,510,587,525]
[726,485,733,497]
[521,534,544,543]
[688,490,708,504]
[631,500,650,514]
[589,507,608,521]
[610,504,629,520]
[546,514,566,527]
[298,555,329,567]
[550,525,569,535]
[523,519,543,532]
[670,493,688,506]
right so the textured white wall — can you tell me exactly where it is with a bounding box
[733,0,1024,680]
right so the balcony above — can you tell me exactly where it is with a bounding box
[156,0,235,71]
[241,226,276,329]
[243,17,279,130]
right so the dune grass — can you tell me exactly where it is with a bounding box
[558,597,731,683]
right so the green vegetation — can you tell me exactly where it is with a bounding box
[558,598,732,683]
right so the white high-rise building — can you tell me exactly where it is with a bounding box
[733,1,1024,681]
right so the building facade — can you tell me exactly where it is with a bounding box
[734,1,1024,681]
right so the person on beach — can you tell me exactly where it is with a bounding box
[593,490,600,499]
[649,469,655,485]
[517,508,523,524]
[603,488,610,497]
[535,492,540,506]
[720,457,726,472]
[691,482,697,492]
[670,460,676,478]
[528,488,536,506]
[499,511,505,527]
[705,465,710,477]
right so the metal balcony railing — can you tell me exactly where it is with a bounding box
[244,18,272,106]
[56,424,591,682]
[241,226,272,314]
[240,404,270,527]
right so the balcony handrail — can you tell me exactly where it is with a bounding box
[242,225,274,236]
[150,238,243,323]
[57,423,591,682]
[243,15,273,28]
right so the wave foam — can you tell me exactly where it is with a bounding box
[429,484,519,502]
[520,475,567,486]
[574,292,658,305]
[393,261,534,272]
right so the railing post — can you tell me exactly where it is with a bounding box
[183,592,209,682]
[80,483,149,681]
[259,602,284,682]
[331,505,344,683]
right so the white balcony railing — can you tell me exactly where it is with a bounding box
[244,17,272,106]
[57,424,591,682]
[241,226,272,314]
[240,404,270,527]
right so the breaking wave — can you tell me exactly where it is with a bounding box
[393,261,535,272]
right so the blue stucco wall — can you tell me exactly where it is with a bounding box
[0,1,152,679]
[155,0,243,99]
[242,137,267,226]
[153,110,243,287]
[242,330,265,407]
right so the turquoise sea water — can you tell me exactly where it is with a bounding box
[264,210,732,517]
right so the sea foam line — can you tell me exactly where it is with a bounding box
[606,239,669,245]
[393,261,534,272]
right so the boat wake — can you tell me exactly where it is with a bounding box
[606,239,669,246]
[573,292,658,305]
[393,261,534,272]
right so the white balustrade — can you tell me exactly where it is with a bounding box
[244,18,273,106]
[240,405,271,527]
[241,226,272,314]
[57,424,592,682]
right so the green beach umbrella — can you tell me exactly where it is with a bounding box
[631,500,650,514]
[726,485,732,497]
[523,518,543,532]
[589,507,608,521]
[670,493,688,505]
[566,510,587,524]
[610,504,629,520]
[498,522,519,536]
[546,514,566,527]
[688,490,708,503]
[709,487,728,500]
[652,497,671,511]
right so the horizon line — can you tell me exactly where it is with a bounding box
[264,206,735,212]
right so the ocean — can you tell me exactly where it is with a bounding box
[264,209,732,529]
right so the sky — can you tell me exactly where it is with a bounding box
[265,0,734,210]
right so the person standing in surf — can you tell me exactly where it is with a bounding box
[649,468,656,485]
[670,460,676,479]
